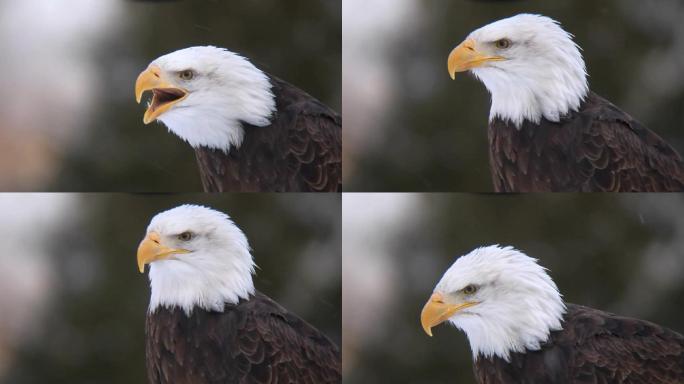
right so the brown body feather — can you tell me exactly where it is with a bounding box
[195,77,341,192]
[474,304,684,384]
[145,291,341,384]
[489,92,684,192]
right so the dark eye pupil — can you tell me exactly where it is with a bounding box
[497,39,510,48]
[181,71,193,80]
[179,232,192,241]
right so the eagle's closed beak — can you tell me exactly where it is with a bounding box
[137,231,190,273]
[448,38,505,80]
[135,65,188,124]
[421,292,477,337]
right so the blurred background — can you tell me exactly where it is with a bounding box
[0,0,340,191]
[0,193,341,383]
[343,193,684,383]
[343,0,684,191]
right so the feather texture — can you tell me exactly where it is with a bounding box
[489,92,684,192]
[474,304,684,384]
[195,77,341,192]
[145,292,341,384]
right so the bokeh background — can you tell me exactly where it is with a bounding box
[343,0,684,191]
[0,193,341,383]
[343,193,684,383]
[0,0,340,191]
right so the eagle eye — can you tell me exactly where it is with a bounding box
[494,38,512,49]
[178,70,195,81]
[177,231,194,241]
[463,285,478,295]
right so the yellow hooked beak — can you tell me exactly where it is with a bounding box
[137,231,191,273]
[448,38,505,80]
[135,65,188,124]
[420,292,478,337]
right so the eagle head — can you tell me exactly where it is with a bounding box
[138,204,255,314]
[421,245,566,361]
[135,46,276,152]
[448,14,589,127]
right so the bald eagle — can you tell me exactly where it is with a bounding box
[421,245,684,383]
[448,14,684,192]
[135,46,341,192]
[137,205,341,383]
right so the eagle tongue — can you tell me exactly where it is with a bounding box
[151,88,185,111]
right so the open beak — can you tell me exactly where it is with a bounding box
[448,38,505,80]
[137,231,190,273]
[421,292,477,337]
[135,65,188,124]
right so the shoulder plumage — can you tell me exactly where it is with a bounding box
[196,76,341,192]
[145,292,340,384]
[475,303,684,383]
[488,92,684,192]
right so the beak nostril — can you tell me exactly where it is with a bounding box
[431,293,445,304]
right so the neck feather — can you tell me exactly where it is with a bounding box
[472,53,588,128]
[148,255,255,316]
[454,293,566,362]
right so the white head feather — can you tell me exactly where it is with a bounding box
[148,46,276,151]
[144,205,255,315]
[432,245,566,362]
[464,14,588,127]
